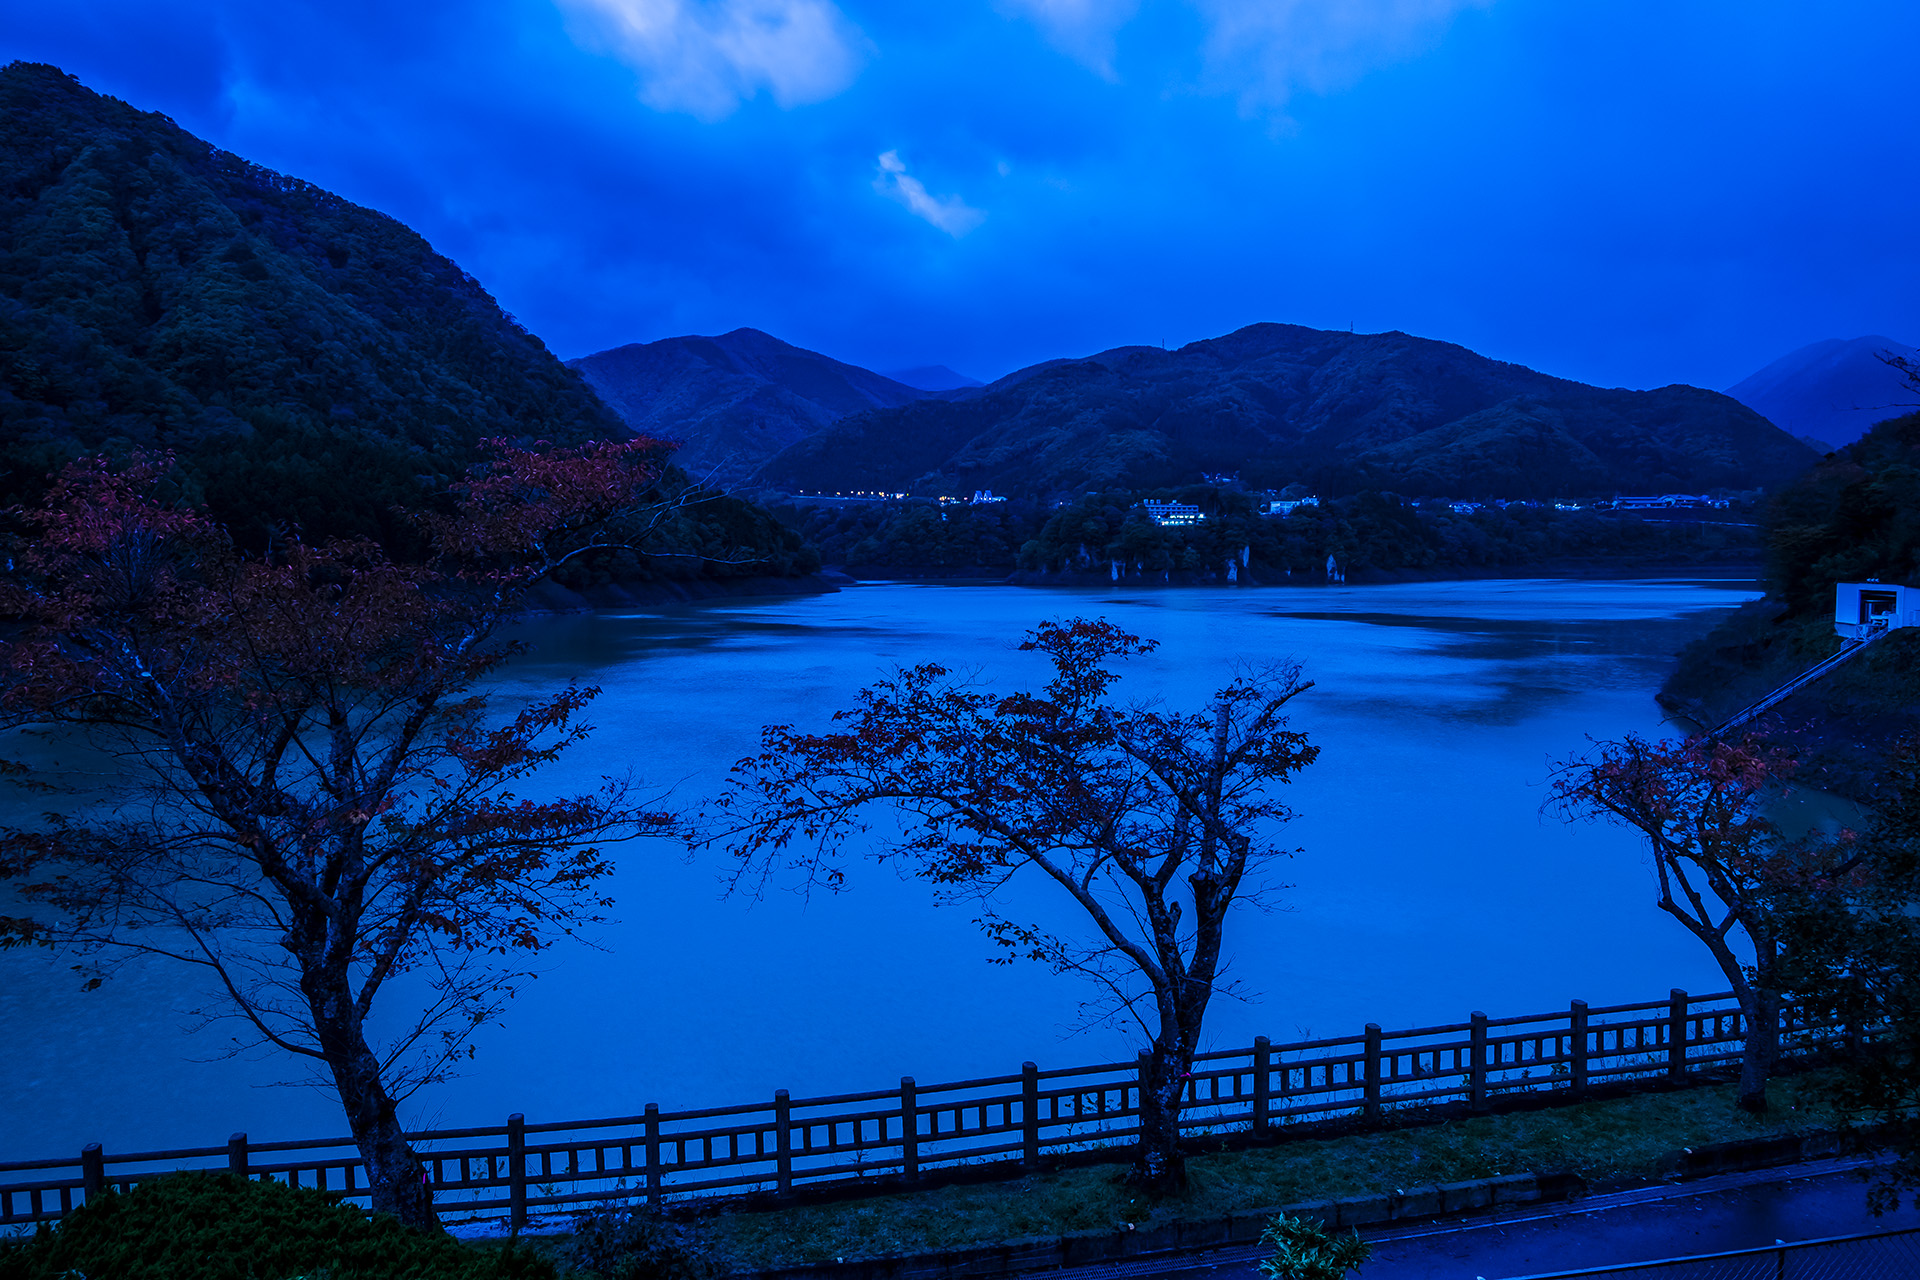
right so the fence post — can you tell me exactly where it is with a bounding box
[644,1103,662,1207]
[1668,989,1689,1084]
[1136,1049,1152,1121]
[1021,1062,1040,1168]
[1364,1024,1383,1123]
[506,1113,527,1231]
[1570,1000,1589,1098]
[1468,1012,1489,1112]
[227,1133,249,1180]
[774,1090,793,1198]
[900,1078,919,1183]
[1252,1036,1271,1138]
[81,1144,103,1199]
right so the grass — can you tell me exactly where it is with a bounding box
[689,1074,1845,1272]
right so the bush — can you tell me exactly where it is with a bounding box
[568,1205,727,1280]
[0,1173,554,1280]
[1256,1213,1371,1280]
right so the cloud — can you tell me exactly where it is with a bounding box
[1191,0,1493,112]
[998,0,1488,108]
[557,0,866,120]
[874,151,986,237]
[996,0,1140,78]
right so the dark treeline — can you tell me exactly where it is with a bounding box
[775,487,1760,581]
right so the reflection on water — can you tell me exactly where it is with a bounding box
[1,577,1760,1157]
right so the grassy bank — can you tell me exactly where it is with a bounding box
[639,1074,1844,1272]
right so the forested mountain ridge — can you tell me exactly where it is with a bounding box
[758,324,1816,501]
[570,328,934,484]
[0,62,632,551]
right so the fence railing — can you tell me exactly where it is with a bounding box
[0,986,1848,1229]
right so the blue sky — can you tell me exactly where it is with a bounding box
[6,0,1917,389]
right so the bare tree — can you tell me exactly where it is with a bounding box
[1546,732,1860,1113]
[695,617,1318,1192]
[0,443,679,1229]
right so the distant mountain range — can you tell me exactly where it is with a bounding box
[754,325,1815,501]
[1725,335,1919,450]
[575,325,1815,501]
[569,329,949,483]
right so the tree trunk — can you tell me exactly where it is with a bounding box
[1130,1038,1193,1194]
[1737,987,1781,1114]
[312,985,440,1230]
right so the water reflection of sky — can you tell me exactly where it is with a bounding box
[2,577,1764,1157]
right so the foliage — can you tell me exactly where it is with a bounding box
[696,617,1318,1190]
[1256,1213,1371,1280]
[1774,739,1920,1211]
[756,323,1810,501]
[568,1205,727,1280]
[0,1173,554,1280]
[0,445,671,1227]
[1765,409,1920,618]
[1546,732,1862,1112]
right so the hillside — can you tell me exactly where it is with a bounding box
[570,329,932,484]
[0,62,634,552]
[1660,404,1920,799]
[1726,335,1919,450]
[757,324,1816,501]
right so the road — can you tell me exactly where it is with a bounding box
[1057,1158,1920,1280]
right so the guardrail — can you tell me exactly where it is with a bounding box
[0,986,1845,1228]
[1509,1224,1920,1278]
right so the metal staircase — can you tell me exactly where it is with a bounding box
[1704,625,1890,739]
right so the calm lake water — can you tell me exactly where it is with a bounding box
[1,577,1760,1158]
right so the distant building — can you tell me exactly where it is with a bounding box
[1142,500,1206,527]
[1612,494,1730,510]
[1259,496,1318,516]
[1449,501,1482,514]
[970,489,1007,504]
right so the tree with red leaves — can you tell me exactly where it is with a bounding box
[697,618,1318,1193]
[1546,732,1861,1114]
[0,441,676,1230]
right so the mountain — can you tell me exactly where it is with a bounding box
[757,324,1817,501]
[1726,335,1920,450]
[570,329,932,484]
[883,364,983,391]
[0,62,634,551]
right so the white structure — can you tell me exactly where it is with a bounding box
[1142,500,1205,527]
[1260,496,1318,516]
[1835,582,1920,640]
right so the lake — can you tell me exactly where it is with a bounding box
[0,576,1759,1158]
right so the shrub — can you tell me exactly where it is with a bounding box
[1256,1212,1371,1280]
[0,1173,554,1280]
[568,1205,726,1280]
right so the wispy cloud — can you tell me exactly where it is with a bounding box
[557,0,867,120]
[1193,0,1493,113]
[999,0,1488,109]
[996,0,1140,78]
[874,151,986,237]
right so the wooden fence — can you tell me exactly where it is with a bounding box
[0,987,1845,1229]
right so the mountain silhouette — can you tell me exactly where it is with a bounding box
[1726,335,1919,450]
[756,324,1815,500]
[570,329,933,483]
